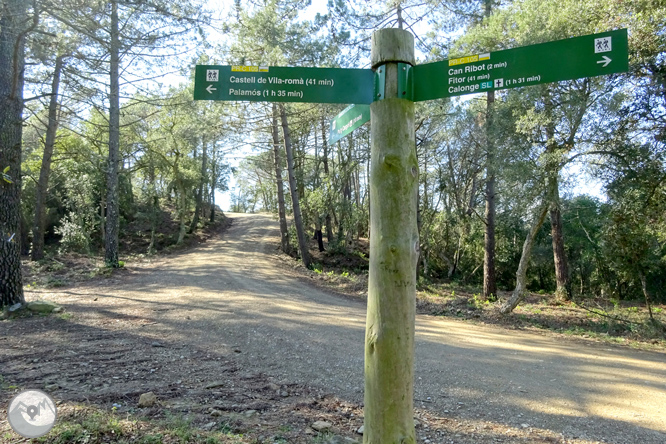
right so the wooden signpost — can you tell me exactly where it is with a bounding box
[194,28,629,444]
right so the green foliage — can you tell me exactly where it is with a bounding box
[468,293,489,309]
[53,170,99,254]
[55,214,91,254]
[12,0,664,315]
[20,80,232,260]
[36,406,244,444]
[326,239,351,256]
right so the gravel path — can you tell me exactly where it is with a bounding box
[12,212,666,443]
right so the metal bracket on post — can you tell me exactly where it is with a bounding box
[374,63,413,101]
[398,63,413,101]
[374,65,386,101]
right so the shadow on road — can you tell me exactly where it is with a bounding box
[4,214,665,443]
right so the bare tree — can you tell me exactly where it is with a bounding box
[279,104,310,268]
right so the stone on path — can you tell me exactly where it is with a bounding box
[26,300,61,313]
[311,420,332,432]
[325,435,359,444]
[138,391,158,407]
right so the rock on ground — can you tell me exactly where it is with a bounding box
[138,391,158,407]
[311,420,332,431]
[26,300,62,313]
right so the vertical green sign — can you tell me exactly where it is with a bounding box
[329,104,371,145]
[413,29,629,101]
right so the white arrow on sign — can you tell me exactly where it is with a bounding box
[206,84,217,94]
[597,56,612,67]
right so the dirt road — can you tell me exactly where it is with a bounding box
[5,213,666,443]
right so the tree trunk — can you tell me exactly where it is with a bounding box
[417,152,426,277]
[209,160,216,223]
[321,117,333,242]
[202,181,209,219]
[177,181,187,244]
[441,253,455,279]
[549,175,571,300]
[104,0,120,267]
[313,122,325,250]
[500,205,549,314]
[100,197,105,243]
[338,137,352,248]
[210,191,216,221]
[147,152,158,254]
[366,137,371,240]
[483,89,497,301]
[355,165,362,239]
[482,0,497,301]
[0,0,27,308]
[272,104,290,254]
[638,271,654,321]
[189,138,207,233]
[365,28,418,444]
[20,210,30,255]
[296,141,305,200]
[32,55,63,261]
[279,104,310,267]
[544,93,571,300]
[315,229,325,252]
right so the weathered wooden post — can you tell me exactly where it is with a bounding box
[364,28,418,444]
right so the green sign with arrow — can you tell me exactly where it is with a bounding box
[329,104,370,145]
[412,29,628,101]
[194,30,627,105]
[194,65,374,104]
[194,30,628,142]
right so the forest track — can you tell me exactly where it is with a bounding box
[3,212,666,444]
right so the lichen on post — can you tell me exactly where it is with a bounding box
[364,28,418,444]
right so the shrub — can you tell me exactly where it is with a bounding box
[55,214,90,254]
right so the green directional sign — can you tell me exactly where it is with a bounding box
[194,30,628,104]
[413,29,628,102]
[329,104,370,145]
[194,65,374,104]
